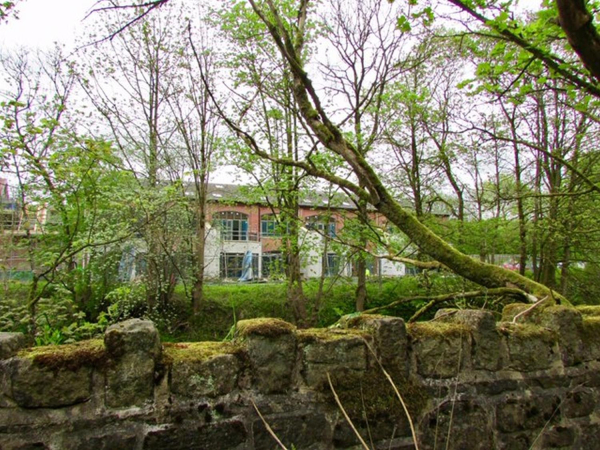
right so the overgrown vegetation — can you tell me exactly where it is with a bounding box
[4,0,600,346]
[0,273,517,343]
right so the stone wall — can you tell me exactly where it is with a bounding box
[2,305,600,449]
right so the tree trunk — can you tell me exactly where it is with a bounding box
[250,0,566,303]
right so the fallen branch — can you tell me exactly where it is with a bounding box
[408,288,530,322]
[362,288,526,319]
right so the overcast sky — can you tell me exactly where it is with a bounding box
[1,0,97,50]
[1,0,543,52]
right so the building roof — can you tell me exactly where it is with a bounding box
[203,183,362,211]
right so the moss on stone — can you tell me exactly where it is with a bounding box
[576,306,600,317]
[162,341,244,365]
[235,318,296,339]
[497,322,554,341]
[18,339,108,372]
[297,328,369,345]
[501,303,531,322]
[407,321,470,340]
[338,313,387,328]
[581,317,600,341]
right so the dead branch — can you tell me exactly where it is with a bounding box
[361,287,527,320]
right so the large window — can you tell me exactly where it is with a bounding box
[262,251,284,278]
[261,214,290,237]
[213,211,248,241]
[325,253,342,277]
[306,215,336,238]
[261,214,279,237]
[220,252,258,278]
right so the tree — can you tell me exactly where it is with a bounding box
[0,48,131,329]
[0,1,19,24]
[241,0,562,303]
[87,0,600,309]
[214,0,313,323]
[317,0,415,311]
[166,22,222,315]
[81,2,189,309]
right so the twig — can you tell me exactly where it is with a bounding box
[251,399,288,450]
[511,296,549,324]
[327,373,371,450]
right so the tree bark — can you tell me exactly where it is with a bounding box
[557,0,600,81]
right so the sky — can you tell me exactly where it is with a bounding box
[1,0,544,51]
[1,0,97,50]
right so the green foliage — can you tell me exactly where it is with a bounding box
[566,265,600,305]
[0,283,108,345]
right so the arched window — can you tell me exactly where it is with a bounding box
[305,214,336,238]
[213,211,248,241]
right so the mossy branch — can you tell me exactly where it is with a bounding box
[361,288,529,322]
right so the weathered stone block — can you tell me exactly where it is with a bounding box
[580,317,600,361]
[8,357,92,408]
[541,425,575,448]
[104,319,161,408]
[496,432,533,450]
[0,332,26,359]
[498,322,559,371]
[435,309,501,371]
[106,354,154,408]
[253,411,330,449]
[575,424,600,449]
[349,315,408,367]
[72,433,138,450]
[170,353,239,398]
[540,306,584,366]
[408,322,470,379]
[300,331,367,387]
[496,396,560,433]
[419,400,493,450]
[562,387,596,418]
[236,318,297,394]
[104,319,161,359]
[143,419,247,450]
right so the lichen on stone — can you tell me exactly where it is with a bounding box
[18,339,107,372]
[235,318,296,339]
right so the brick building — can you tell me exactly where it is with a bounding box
[202,184,406,280]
